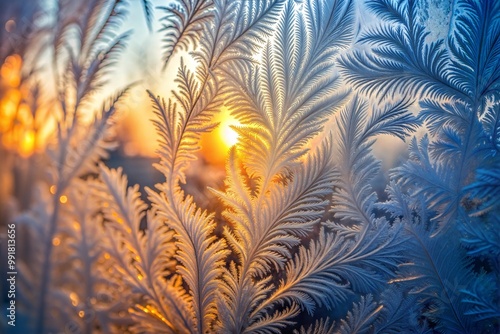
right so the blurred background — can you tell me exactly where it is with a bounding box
[0,4,232,325]
[0,0,242,231]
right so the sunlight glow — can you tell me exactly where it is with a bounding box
[19,130,35,157]
[200,108,240,164]
[220,121,239,148]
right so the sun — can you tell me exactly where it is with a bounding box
[200,109,240,165]
[220,119,239,148]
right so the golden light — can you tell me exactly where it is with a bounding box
[19,130,35,157]
[200,108,240,165]
[220,119,239,148]
[1,54,22,87]
[59,195,68,204]
[52,237,61,246]
[0,54,42,156]
[69,293,79,307]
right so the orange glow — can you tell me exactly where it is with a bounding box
[1,55,22,87]
[52,237,61,246]
[19,130,35,157]
[200,108,240,165]
[59,195,68,204]
[0,89,21,136]
[0,54,41,156]
[119,96,159,157]
[136,305,173,328]
[69,292,79,306]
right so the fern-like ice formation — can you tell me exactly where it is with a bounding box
[342,0,500,331]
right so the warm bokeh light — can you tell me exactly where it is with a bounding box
[52,237,61,246]
[0,54,39,157]
[0,53,52,157]
[19,130,35,157]
[200,108,240,165]
[1,54,22,87]
[4,19,16,33]
[69,293,78,306]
